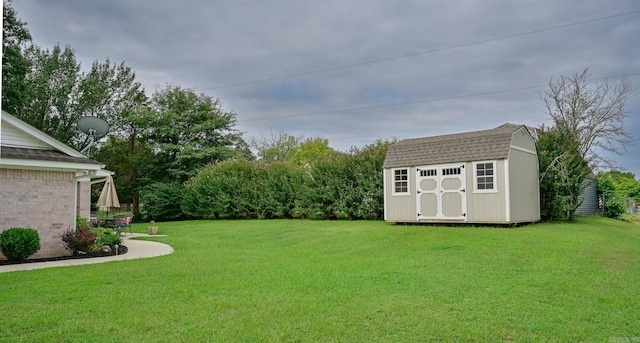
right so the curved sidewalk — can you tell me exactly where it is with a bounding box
[0,234,174,273]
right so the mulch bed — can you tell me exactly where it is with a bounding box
[0,245,128,266]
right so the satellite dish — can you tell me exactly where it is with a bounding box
[76,116,110,156]
[77,116,110,137]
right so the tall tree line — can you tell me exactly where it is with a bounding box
[2,1,250,218]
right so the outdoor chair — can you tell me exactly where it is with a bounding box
[123,214,133,235]
[110,215,128,236]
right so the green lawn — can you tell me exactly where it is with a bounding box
[1,217,639,342]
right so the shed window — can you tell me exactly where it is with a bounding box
[393,169,409,195]
[475,162,495,191]
[443,167,461,176]
[419,169,436,177]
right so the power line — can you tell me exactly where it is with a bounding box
[202,10,640,91]
[238,71,640,122]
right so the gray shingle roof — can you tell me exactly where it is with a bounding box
[1,146,102,165]
[383,124,524,168]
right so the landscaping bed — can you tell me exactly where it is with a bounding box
[0,245,127,266]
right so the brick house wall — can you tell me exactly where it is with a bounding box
[76,179,92,220]
[0,168,76,259]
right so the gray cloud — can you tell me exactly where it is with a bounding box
[12,0,640,175]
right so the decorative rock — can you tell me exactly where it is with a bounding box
[101,245,112,253]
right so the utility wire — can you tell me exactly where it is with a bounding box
[238,72,640,122]
[202,10,640,91]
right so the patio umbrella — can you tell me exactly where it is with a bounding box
[96,175,120,219]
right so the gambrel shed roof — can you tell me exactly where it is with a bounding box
[383,123,528,169]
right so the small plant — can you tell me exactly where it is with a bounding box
[76,216,92,229]
[95,231,122,248]
[0,228,41,261]
[60,226,98,255]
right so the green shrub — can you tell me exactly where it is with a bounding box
[95,231,122,247]
[76,217,91,229]
[182,159,259,219]
[0,228,41,261]
[181,140,392,221]
[255,162,307,219]
[602,197,627,219]
[599,173,627,219]
[60,226,98,255]
[141,182,187,221]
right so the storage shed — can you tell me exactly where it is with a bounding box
[383,124,540,225]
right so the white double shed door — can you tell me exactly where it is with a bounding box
[416,164,467,221]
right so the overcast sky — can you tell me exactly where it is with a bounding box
[11,0,640,176]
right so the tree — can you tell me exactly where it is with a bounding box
[542,68,635,170]
[21,44,81,144]
[250,127,302,162]
[2,0,32,116]
[2,2,144,149]
[11,42,144,150]
[75,59,145,133]
[539,68,635,220]
[90,81,148,218]
[537,126,590,221]
[91,133,154,218]
[290,137,338,166]
[600,170,640,205]
[144,85,250,183]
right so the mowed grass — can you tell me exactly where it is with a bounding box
[1,217,639,342]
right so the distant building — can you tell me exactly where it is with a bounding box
[575,175,598,216]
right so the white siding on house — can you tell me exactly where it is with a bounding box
[1,122,51,149]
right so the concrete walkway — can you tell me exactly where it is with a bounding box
[0,234,174,273]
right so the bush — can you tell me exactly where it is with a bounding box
[60,226,98,255]
[599,174,627,219]
[0,228,41,261]
[182,159,260,219]
[141,182,187,221]
[76,216,92,229]
[601,196,626,219]
[181,139,393,221]
[94,230,122,248]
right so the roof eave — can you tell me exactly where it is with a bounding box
[0,157,103,172]
[1,111,88,158]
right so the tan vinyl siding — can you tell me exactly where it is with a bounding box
[383,124,540,224]
[511,126,536,151]
[508,148,540,222]
[384,168,416,221]
[466,160,507,223]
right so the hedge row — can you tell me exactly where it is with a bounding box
[144,140,391,221]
